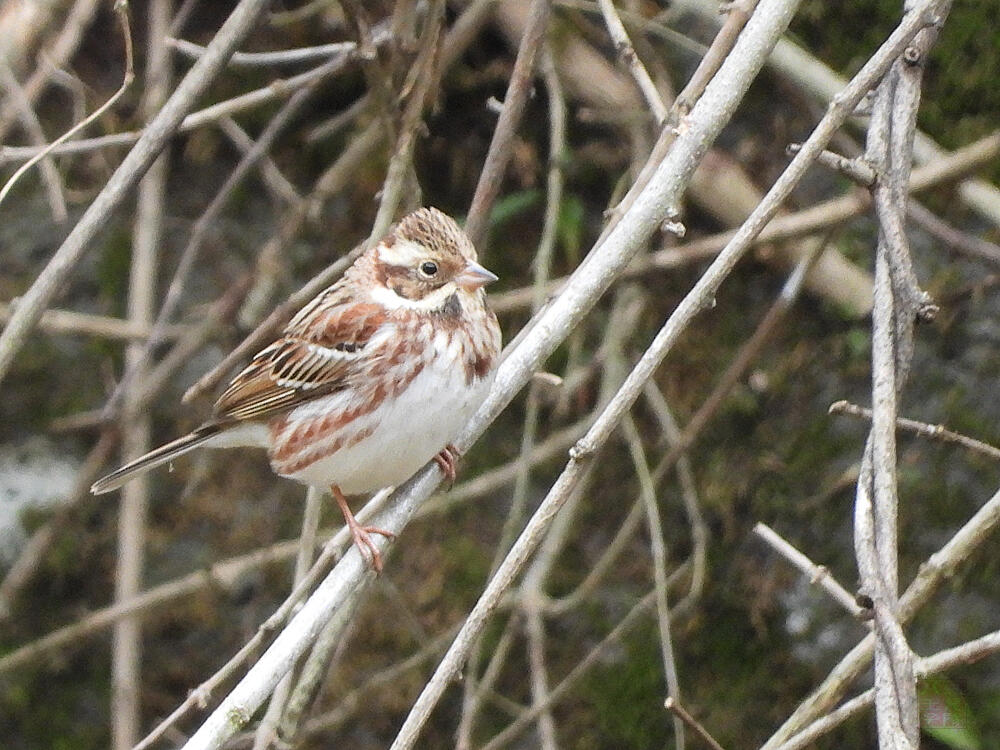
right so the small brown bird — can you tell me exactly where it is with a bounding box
[92,207,502,572]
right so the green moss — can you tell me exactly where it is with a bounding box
[579,622,672,747]
[95,227,132,314]
[793,2,1000,181]
[0,656,112,750]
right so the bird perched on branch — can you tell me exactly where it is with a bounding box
[93,207,502,573]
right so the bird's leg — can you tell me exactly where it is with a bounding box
[331,485,395,574]
[433,443,460,484]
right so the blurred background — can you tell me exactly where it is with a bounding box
[1,1,998,748]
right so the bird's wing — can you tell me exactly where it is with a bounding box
[213,301,390,422]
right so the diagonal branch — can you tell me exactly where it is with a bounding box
[0,0,271,386]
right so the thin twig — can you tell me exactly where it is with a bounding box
[275,582,370,744]
[464,0,551,247]
[298,627,458,739]
[777,628,1000,750]
[418,417,590,517]
[111,3,171,745]
[664,696,727,750]
[0,57,68,222]
[0,0,271,387]
[168,37,357,66]
[830,400,1000,461]
[907,199,1000,267]
[597,0,667,123]
[366,0,447,244]
[640,386,709,610]
[218,117,301,206]
[456,44,570,748]
[623,413,685,748]
[0,0,102,139]
[251,486,324,750]
[761,478,1000,749]
[0,535,314,676]
[0,302,185,341]
[0,1,133,213]
[787,143,877,186]
[753,523,865,618]
[601,0,759,238]
[480,589,678,750]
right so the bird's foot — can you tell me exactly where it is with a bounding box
[331,485,395,574]
[433,443,461,485]
[347,520,396,575]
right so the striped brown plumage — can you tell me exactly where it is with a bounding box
[92,207,501,572]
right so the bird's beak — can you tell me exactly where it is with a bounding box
[455,260,499,291]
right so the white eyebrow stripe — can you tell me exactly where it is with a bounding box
[378,238,428,266]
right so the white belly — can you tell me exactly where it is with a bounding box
[275,354,493,494]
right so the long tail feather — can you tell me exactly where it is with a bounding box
[91,424,222,494]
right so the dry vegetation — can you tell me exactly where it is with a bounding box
[1,1,999,749]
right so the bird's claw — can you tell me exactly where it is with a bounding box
[434,443,461,485]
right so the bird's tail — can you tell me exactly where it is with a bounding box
[91,424,223,495]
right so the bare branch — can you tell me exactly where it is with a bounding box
[464,0,551,246]
[0,0,271,386]
[168,37,357,66]
[762,479,1000,748]
[777,628,1000,750]
[111,2,171,744]
[664,696,727,750]
[597,0,667,123]
[753,523,865,618]
[830,400,1000,461]
[0,1,133,214]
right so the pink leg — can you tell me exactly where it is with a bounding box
[331,485,396,574]
[433,443,461,483]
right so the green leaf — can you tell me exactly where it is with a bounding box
[558,194,585,261]
[919,674,982,750]
[487,189,542,229]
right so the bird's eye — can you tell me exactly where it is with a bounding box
[419,260,439,277]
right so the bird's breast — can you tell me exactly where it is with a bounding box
[266,321,495,493]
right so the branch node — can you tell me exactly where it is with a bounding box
[915,295,939,323]
[855,591,875,619]
[227,705,252,729]
[569,439,595,461]
[809,564,830,585]
[531,371,563,388]
[661,219,686,237]
[192,686,212,710]
[828,399,848,415]
[664,695,728,750]
[614,40,634,65]
[788,143,877,186]
[847,89,876,117]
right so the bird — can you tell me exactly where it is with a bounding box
[92,207,502,573]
